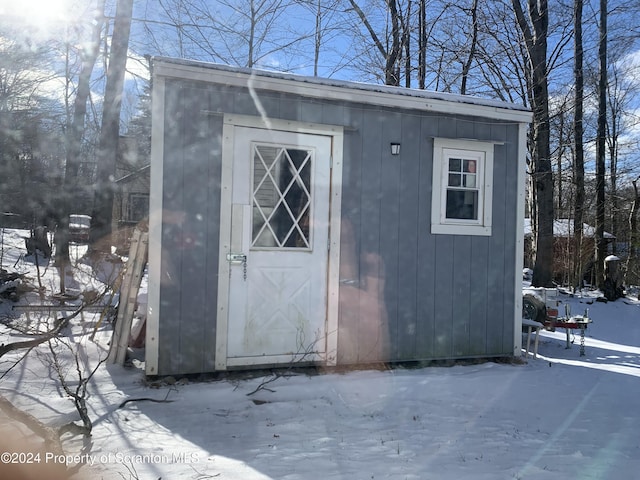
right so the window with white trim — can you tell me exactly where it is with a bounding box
[431,138,494,236]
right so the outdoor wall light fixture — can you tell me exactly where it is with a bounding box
[390,143,401,155]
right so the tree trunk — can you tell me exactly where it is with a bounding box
[556,111,564,215]
[403,1,411,88]
[573,0,585,290]
[57,2,106,266]
[418,0,426,89]
[0,395,65,457]
[314,0,321,76]
[461,0,479,95]
[91,0,134,249]
[607,68,619,254]
[512,0,554,287]
[609,131,617,254]
[595,0,608,289]
[624,177,639,286]
[348,0,402,86]
[386,0,402,86]
[248,0,256,67]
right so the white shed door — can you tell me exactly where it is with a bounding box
[226,127,331,366]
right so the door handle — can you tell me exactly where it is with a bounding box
[227,253,247,264]
[227,253,248,281]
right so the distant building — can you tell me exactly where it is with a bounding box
[523,218,615,284]
[112,136,149,252]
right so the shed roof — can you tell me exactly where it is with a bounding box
[152,57,533,124]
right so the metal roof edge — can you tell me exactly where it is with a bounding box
[152,57,533,124]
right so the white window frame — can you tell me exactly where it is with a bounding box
[431,138,494,236]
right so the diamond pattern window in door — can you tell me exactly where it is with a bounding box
[252,145,312,248]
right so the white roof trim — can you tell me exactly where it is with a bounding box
[152,57,533,124]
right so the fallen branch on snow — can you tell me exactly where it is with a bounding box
[117,397,175,409]
[118,388,176,408]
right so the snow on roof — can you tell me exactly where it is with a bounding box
[523,218,615,239]
[152,57,532,123]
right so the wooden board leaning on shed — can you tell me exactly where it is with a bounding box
[107,227,148,365]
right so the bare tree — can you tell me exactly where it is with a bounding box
[46,334,107,436]
[512,0,554,287]
[0,395,65,459]
[347,0,403,85]
[460,0,479,95]
[572,0,585,289]
[294,0,345,76]
[550,94,571,218]
[91,0,134,248]
[624,177,640,286]
[152,0,301,69]
[387,0,403,86]
[0,299,109,478]
[0,24,58,113]
[472,3,531,103]
[311,0,326,76]
[417,0,426,88]
[605,60,637,253]
[56,1,107,271]
[400,0,412,87]
[0,22,65,221]
[594,0,608,289]
[625,176,640,287]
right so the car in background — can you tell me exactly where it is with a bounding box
[69,214,91,243]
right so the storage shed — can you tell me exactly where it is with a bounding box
[146,57,532,376]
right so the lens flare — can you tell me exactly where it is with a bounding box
[0,0,73,31]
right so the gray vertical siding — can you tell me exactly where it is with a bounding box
[395,113,421,360]
[156,78,522,374]
[357,109,384,362]
[157,82,221,374]
[157,82,183,374]
[379,111,401,361]
[336,109,364,364]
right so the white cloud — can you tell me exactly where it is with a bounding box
[0,0,77,42]
[126,52,151,82]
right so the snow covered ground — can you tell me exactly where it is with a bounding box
[1,228,640,479]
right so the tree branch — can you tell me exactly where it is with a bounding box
[0,395,64,456]
[347,0,387,59]
[0,315,70,358]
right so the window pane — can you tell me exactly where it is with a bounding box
[446,189,478,220]
[128,194,149,222]
[448,173,461,187]
[463,174,476,188]
[252,145,311,248]
[464,159,476,173]
[449,158,461,172]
